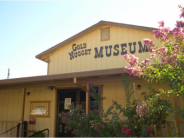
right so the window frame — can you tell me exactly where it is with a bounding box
[101,27,110,41]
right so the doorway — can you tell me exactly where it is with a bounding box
[56,89,86,137]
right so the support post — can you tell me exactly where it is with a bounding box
[16,123,20,137]
[22,121,27,137]
[21,88,26,122]
[86,83,90,115]
[20,88,26,137]
[73,77,77,84]
[54,89,57,137]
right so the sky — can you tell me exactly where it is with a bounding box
[0,0,184,80]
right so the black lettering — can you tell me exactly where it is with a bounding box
[77,45,80,50]
[74,52,77,58]
[113,44,119,56]
[138,41,148,53]
[105,45,112,57]
[69,51,74,60]
[78,51,81,56]
[129,42,136,54]
[121,43,127,55]
[80,44,83,49]
[94,47,103,58]
[85,49,88,55]
[88,49,91,55]
[83,43,87,48]
[81,50,84,55]
[72,44,77,51]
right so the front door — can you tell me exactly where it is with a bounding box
[56,89,86,137]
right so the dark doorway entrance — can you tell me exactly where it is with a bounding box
[56,89,86,137]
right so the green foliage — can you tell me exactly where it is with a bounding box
[32,131,45,137]
[139,40,184,97]
[59,75,174,137]
[121,75,173,136]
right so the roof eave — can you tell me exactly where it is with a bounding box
[0,67,126,86]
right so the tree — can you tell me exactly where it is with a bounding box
[123,5,184,97]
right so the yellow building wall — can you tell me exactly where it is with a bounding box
[47,25,175,75]
[0,89,22,121]
[0,88,22,134]
[24,87,56,137]
[0,80,183,136]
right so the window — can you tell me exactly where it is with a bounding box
[30,101,50,118]
[101,28,110,41]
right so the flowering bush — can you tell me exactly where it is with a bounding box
[122,5,184,136]
[123,5,184,98]
[59,75,172,137]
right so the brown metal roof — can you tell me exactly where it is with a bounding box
[0,67,126,86]
[35,20,158,60]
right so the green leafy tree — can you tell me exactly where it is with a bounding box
[123,5,184,96]
[123,5,184,119]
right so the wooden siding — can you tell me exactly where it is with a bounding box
[0,89,22,122]
[0,81,183,136]
[0,89,22,136]
[47,25,175,75]
[0,88,56,137]
[24,87,56,137]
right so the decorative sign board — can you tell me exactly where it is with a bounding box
[64,98,71,110]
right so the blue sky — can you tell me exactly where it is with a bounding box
[0,0,183,80]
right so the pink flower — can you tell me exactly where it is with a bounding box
[135,71,140,77]
[98,86,103,92]
[178,5,184,18]
[147,127,152,133]
[173,49,179,54]
[94,127,99,131]
[123,54,129,59]
[151,53,156,58]
[71,130,76,134]
[175,21,184,27]
[99,124,104,128]
[143,39,152,46]
[121,128,126,132]
[145,59,149,62]
[172,26,184,43]
[126,129,131,135]
[163,27,170,33]
[88,82,93,87]
[66,112,70,116]
[179,12,184,18]
[152,29,170,41]
[124,67,129,72]
[158,21,164,27]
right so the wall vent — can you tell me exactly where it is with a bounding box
[101,28,110,41]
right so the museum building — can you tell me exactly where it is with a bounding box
[0,21,183,137]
